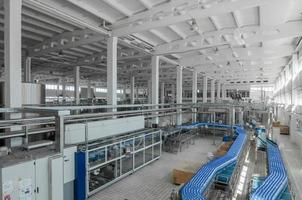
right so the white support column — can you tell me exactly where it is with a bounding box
[123,84,127,101]
[74,66,80,105]
[130,76,135,104]
[292,53,298,105]
[217,81,221,100]
[203,76,208,103]
[171,84,175,103]
[107,37,118,110]
[87,80,92,99]
[4,0,22,147]
[56,79,60,101]
[25,57,31,83]
[4,0,22,109]
[62,78,66,102]
[152,56,159,125]
[136,85,139,99]
[281,71,285,104]
[176,66,183,125]
[148,79,152,104]
[192,69,198,122]
[222,84,226,99]
[211,79,215,103]
[161,82,165,104]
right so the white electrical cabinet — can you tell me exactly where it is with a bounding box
[36,157,50,200]
[0,160,36,200]
[0,154,64,200]
[49,156,64,200]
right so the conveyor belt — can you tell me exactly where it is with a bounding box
[179,123,247,200]
[250,140,288,200]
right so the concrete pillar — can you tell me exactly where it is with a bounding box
[161,82,165,104]
[152,56,159,125]
[107,37,118,110]
[123,84,127,101]
[130,76,135,104]
[136,85,139,99]
[4,0,22,109]
[56,79,60,101]
[25,57,31,83]
[171,84,175,103]
[217,81,221,100]
[74,66,80,105]
[192,69,198,122]
[4,0,22,147]
[176,66,183,125]
[222,84,226,99]
[211,79,215,103]
[62,78,66,102]
[148,79,152,104]
[203,76,207,103]
[292,53,298,105]
[87,80,92,99]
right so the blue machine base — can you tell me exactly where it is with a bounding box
[75,151,86,200]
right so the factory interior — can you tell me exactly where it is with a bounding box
[0,0,302,199]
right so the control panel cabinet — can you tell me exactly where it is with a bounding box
[0,155,64,200]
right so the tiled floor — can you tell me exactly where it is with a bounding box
[274,134,302,200]
[89,136,219,200]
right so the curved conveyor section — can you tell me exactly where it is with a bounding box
[179,123,247,200]
[251,140,288,200]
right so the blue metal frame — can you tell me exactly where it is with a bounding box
[75,151,86,200]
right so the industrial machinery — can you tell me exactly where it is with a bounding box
[75,128,161,198]
[0,103,184,200]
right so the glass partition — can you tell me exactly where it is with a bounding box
[87,130,162,196]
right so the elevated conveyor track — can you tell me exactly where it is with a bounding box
[179,123,247,200]
[250,140,288,200]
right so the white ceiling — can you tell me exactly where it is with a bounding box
[1,0,302,87]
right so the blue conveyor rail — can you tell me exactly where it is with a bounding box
[250,139,288,200]
[251,177,291,200]
[179,123,247,200]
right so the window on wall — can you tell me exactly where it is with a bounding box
[95,88,123,94]
[45,84,57,90]
[95,88,107,93]
[66,86,72,91]
[250,86,274,92]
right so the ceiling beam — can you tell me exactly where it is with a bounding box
[65,0,116,23]
[155,21,302,55]
[23,0,110,35]
[103,0,133,17]
[21,8,75,31]
[113,0,197,28]
[28,29,106,57]
[112,0,274,37]
[180,45,294,67]
[138,0,153,9]
[245,21,302,45]
[0,26,45,41]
